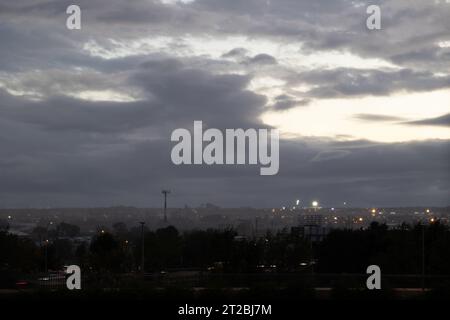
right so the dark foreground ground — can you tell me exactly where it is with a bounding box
[1,286,444,319]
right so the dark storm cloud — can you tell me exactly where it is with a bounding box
[0,91,153,133]
[164,138,450,207]
[0,23,79,72]
[354,114,406,122]
[270,95,310,111]
[404,114,450,127]
[296,68,450,98]
[1,90,448,207]
[245,54,277,65]
[186,0,450,71]
[1,0,449,73]
[0,57,266,133]
[131,59,266,128]
[391,47,450,65]
[222,48,248,59]
[0,53,271,205]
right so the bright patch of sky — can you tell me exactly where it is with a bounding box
[83,35,397,70]
[263,89,450,142]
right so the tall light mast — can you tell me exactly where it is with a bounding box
[162,190,171,222]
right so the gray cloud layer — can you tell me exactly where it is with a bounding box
[0,0,448,207]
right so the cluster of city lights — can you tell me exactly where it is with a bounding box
[270,202,439,226]
[283,200,320,211]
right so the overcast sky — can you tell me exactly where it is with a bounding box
[0,0,449,208]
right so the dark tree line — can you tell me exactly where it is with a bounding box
[1,221,449,287]
[317,222,450,275]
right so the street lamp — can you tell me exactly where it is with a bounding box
[44,239,49,274]
[417,218,427,291]
[43,221,53,274]
[139,222,145,274]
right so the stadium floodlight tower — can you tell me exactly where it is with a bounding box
[162,189,171,222]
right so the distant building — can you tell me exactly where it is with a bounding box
[299,214,324,226]
[298,214,328,242]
